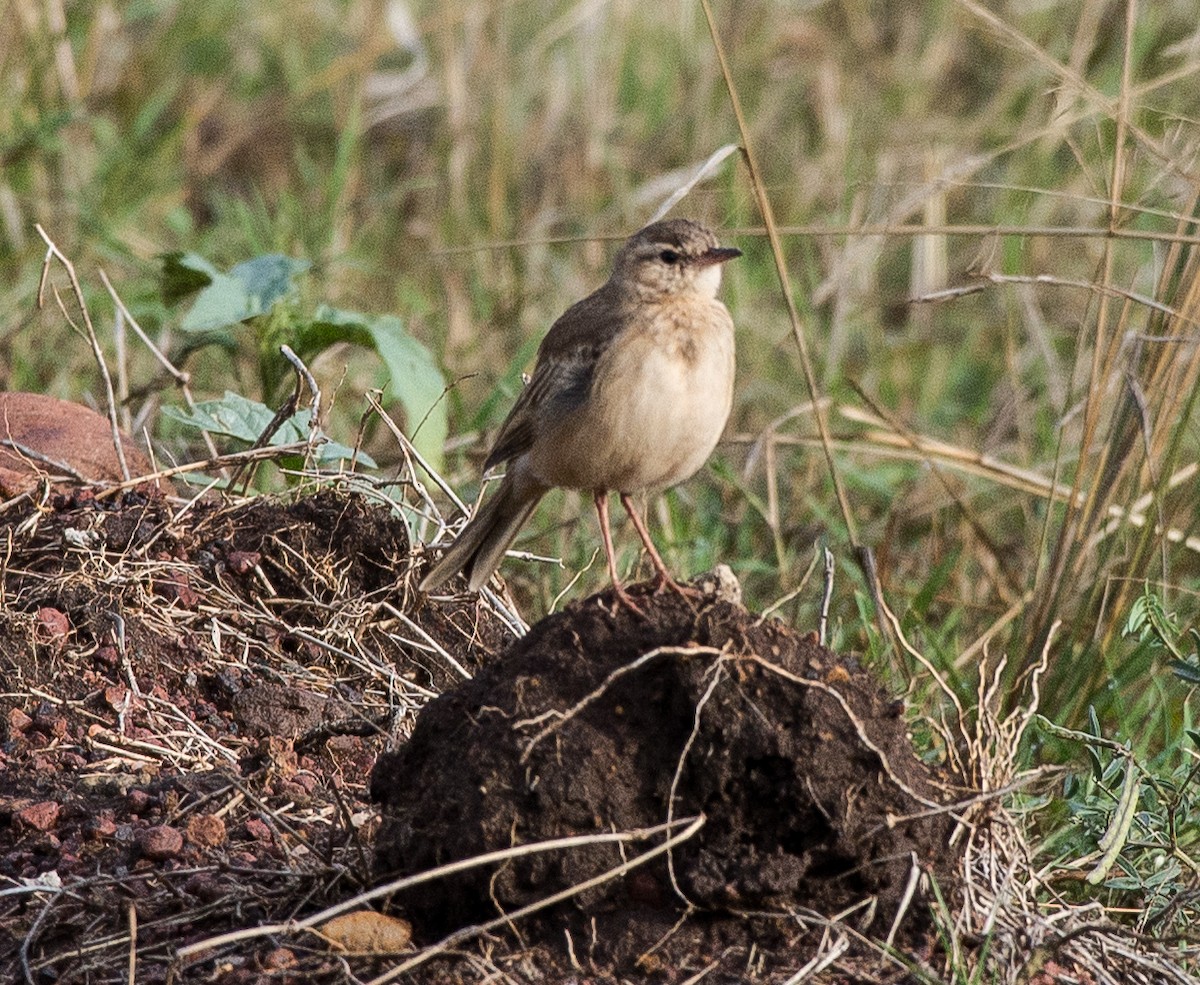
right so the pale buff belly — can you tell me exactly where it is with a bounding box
[528,323,734,494]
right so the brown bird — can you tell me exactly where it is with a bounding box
[419,218,740,610]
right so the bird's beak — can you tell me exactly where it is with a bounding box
[695,246,742,267]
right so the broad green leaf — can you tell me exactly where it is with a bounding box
[181,270,257,332]
[305,306,447,473]
[230,254,310,308]
[296,306,374,353]
[162,390,276,441]
[179,253,309,332]
[160,251,218,305]
[162,392,373,467]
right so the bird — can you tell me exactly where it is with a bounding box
[418,218,740,611]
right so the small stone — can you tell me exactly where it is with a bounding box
[33,706,67,738]
[15,801,61,832]
[185,814,227,849]
[6,707,32,733]
[226,550,261,575]
[36,607,70,640]
[291,772,318,795]
[278,780,313,807]
[243,817,272,842]
[85,817,118,839]
[260,947,296,970]
[126,789,152,814]
[138,825,183,861]
[183,873,224,902]
[153,571,199,608]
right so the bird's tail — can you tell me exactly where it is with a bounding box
[418,469,547,593]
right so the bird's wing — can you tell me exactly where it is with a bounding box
[483,286,624,471]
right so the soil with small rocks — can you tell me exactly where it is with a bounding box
[0,486,964,984]
[0,486,508,984]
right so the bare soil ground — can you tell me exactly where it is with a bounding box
[0,485,962,984]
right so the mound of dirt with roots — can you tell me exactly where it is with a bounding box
[371,571,961,978]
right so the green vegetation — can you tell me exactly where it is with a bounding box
[4,0,1200,971]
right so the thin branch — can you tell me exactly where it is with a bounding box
[35,224,129,480]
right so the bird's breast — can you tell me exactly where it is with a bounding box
[528,299,735,493]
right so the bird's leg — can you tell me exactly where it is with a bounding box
[619,493,700,598]
[594,491,645,615]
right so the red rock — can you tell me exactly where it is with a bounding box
[278,780,313,806]
[291,773,318,794]
[0,393,162,497]
[33,706,67,738]
[183,873,224,902]
[35,607,70,640]
[138,825,183,861]
[126,789,152,813]
[243,817,272,842]
[153,571,199,607]
[94,645,118,668]
[86,816,118,839]
[226,550,261,574]
[6,707,32,733]
[185,814,227,848]
[15,801,60,832]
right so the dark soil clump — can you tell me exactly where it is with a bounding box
[372,575,960,977]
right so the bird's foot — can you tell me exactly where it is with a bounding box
[610,582,648,618]
[651,571,704,600]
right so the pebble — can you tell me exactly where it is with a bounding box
[15,801,60,832]
[138,825,183,861]
[185,813,227,848]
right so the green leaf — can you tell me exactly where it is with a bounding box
[231,254,310,308]
[162,391,276,442]
[296,306,374,352]
[306,306,447,473]
[1170,660,1200,685]
[162,392,374,467]
[160,251,218,305]
[179,253,309,333]
[181,270,257,332]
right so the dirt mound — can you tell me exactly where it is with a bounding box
[372,574,960,977]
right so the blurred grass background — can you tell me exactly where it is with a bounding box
[4,0,1200,747]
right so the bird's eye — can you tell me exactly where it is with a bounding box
[659,249,681,264]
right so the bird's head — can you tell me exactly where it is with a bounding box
[611,218,741,300]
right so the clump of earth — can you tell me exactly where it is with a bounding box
[372,571,960,978]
